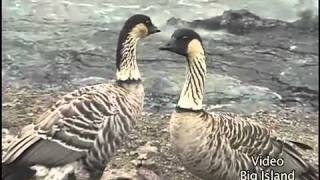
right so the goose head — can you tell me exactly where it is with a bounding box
[120,14,161,39]
[159,28,204,57]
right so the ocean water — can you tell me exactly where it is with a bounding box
[2,0,318,114]
[3,0,318,24]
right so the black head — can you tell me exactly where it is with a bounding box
[159,28,203,56]
[116,14,160,70]
[121,14,160,37]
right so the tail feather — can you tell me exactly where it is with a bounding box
[2,131,41,164]
[288,140,313,150]
[281,141,318,180]
[300,165,318,180]
[2,129,84,180]
[2,164,36,180]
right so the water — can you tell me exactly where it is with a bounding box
[3,0,318,24]
[2,0,319,114]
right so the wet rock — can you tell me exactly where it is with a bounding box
[293,9,319,32]
[167,9,318,35]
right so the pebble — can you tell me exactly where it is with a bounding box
[127,143,138,149]
[136,139,147,145]
[2,128,14,151]
[137,153,148,161]
[131,159,141,166]
[137,168,162,180]
[137,143,158,155]
[161,128,169,133]
[142,159,157,168]
[150,140,161,146]
[2,128,9,136]
[2,103,15,107]
[117,149,126,153]
[282,119,291,124]
[32,165,49,177]
[101,168,138,180]
[129,151,138,156]
[128,134,138,140]
[177,166,185,172]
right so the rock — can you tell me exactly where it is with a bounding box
[160,128,168,133]
[177,166,185,172]
[149,140,161,146]
[101,168,138,180]
[137,142,158,155]
[167,9,289,35]
[129,151,138,156]
[135,139,147,145]
[2,102,15,107]
[128,134,139,140]
[117,148,127,153]
[101,167,161,180]
[137,167,162,180]
[32,162,82,180]
[32,165,49,178]
[2,128,10,137]
[2,128,15,153]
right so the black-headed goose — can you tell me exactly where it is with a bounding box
[159,28,318,180]
[2,14,160,180]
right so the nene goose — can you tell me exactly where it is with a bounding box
[159,29,318,180]
[2,14,160,180]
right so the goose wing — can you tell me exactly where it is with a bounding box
[2,83,139,167]
[215,112,318,179]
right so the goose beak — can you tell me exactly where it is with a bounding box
[148,24,161,34]
[159,39,175,51]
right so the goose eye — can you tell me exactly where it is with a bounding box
[182,36,188,40]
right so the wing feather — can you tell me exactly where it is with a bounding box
[212,112,318,179]
[2,83,141,167]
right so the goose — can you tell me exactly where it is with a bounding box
[2,14,160,180]
[159,28,318,180]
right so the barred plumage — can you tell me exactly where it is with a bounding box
[160,29,318,180]
[2,14,160,180]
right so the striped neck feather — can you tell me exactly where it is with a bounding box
[178,49,206,110]
[116,31,142,81]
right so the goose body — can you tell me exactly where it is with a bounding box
[2,14,160,180]
[160,29,318,180]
